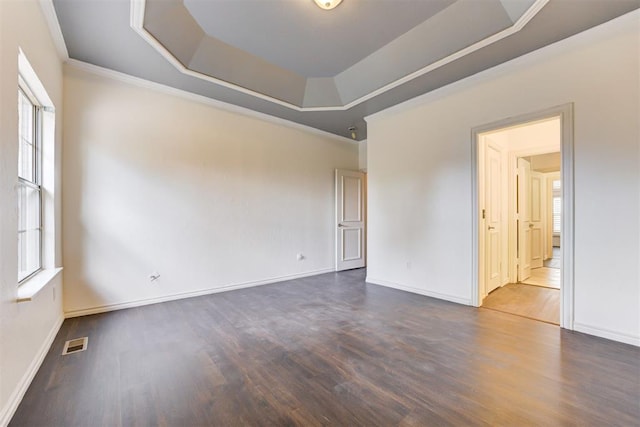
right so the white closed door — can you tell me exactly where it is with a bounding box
[335,169,365,271]
[485,144,502,293]
[530,171,544,269]
[518,158,532,281]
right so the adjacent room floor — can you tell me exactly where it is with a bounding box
[481,283,560,324]
[521,266,560,289]
[483,247,561,324]
[10,269,639,426]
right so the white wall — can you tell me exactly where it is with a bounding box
[359,141,368,172]
[62,65,359,315]
[366,11,640,345]
[0,1,64,425]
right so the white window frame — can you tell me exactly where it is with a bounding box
[18,77,43,283]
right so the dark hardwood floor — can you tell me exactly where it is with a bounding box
[10,269,640,426]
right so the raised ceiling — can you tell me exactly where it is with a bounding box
[137,0,535,109]
[53,0,640,140]
[182,0,457,78]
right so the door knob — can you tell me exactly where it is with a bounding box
[338,224,346,227]
[488,226,495,230]
[529,223,534,228]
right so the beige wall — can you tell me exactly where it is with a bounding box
[359,141,368,172]
[366,11,639,345]
[0,1,64,425]
[62,65,359,315]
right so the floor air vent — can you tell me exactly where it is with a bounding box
[62,337,88,355]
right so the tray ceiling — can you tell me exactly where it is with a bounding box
[135,0,540,109]
[53,0,640,140]
[183,0,457,78]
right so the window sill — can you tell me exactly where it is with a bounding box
[17,267,63,302]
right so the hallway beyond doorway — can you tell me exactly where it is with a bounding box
[544,247,561,268]
[521,246,560,289]
[521,267,560,289]
[482,284,560,325]
[473,103,574,328]
[484,245,561,324]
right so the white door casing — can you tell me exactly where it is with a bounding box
[530,171,544,268]
[518,158,532,281]
[546,172,561,257]
[472,103,574,330]
[335,169,365,271]
[486,144,502,293]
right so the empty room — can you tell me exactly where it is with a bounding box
[1,1,639,426]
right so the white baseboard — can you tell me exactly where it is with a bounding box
[65,268,335,318]
[573,322,640,347]
[0,315,64,427]
[366,276,472,306]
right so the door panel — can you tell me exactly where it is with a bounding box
[336,170,365,271]
[518,158,532,281]
[342,229,362,261]
[342,176,361,222]
[486,144,502,293]
[530,172,544,268]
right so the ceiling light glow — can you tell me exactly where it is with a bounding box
[313,0,342,10]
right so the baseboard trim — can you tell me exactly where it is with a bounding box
[366,276,472,306]
[0,314,64,427]
[573,322,640,347]
[64,268,335,318]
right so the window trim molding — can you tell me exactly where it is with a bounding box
[17,267,63,302]
[16,48,59,296]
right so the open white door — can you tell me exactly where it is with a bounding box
[518,158,532,281]
[485,144,502,293]
[530,171,544,268]
[335,169,365,271]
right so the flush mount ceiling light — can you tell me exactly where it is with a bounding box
[313,0,342,10]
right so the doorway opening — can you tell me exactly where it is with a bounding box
[472,104,574,329]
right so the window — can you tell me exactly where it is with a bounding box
[552,179,561,234]
[18,80,42,282]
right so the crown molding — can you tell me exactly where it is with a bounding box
[130,0,548,112]
[365,8,639,124]
[129,0,305,111]
[38,0,69,60]
[64,59,356,145]
[349,0,548,111]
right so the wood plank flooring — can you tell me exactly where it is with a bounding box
[10,269,640,426]
[521,267,560,289]
[482,283,560,324]
[544,247,561,268]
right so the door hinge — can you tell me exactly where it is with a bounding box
[482,209,486,219]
